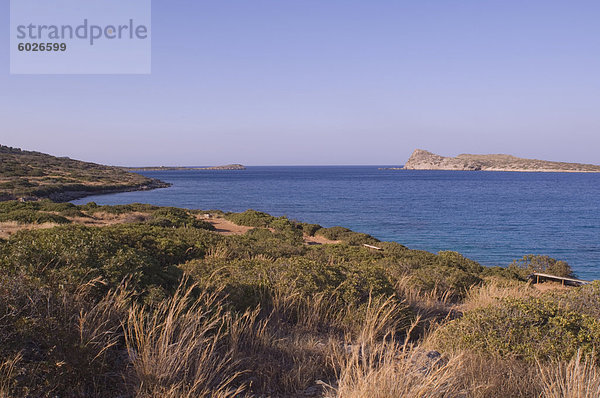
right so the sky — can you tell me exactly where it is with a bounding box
[1,0,599,166]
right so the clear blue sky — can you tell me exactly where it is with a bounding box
[1,0,599,166]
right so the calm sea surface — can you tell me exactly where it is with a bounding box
[73,167,600,280]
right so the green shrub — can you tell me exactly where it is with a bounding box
[0,209,71,224]
[316,226,352,240]
[300,223,322,236]
[316,226,379,245]
[550,281,600,319]
[147,207,215,230]
[225,209,275,227]
[0,200,85,218]
[508,255,574,279]
[434,295,600,361]
[0,224,220,292]
[270,217,298,232]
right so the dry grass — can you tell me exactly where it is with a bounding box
[0,220,60,238]
[4,273,600,397]
[124,281,245,398]
[0,353,21,398]
[460,277,539,312]
[328,340,466,398]
[539,350,600,398]
[395,276,454,318]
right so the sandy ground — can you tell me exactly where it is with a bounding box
[0,221,60,239]
[204,217,253,235]
[304,234,341,245]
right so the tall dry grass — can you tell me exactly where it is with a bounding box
[124,281,245,398]
[6,273,600,397]
[539,350,600,398]
[0,353,21,398]
[326,296,462,398]
[329,345,467,398]
[460,277,538,312]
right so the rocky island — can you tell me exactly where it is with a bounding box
[0,145,170,202]
[397,149,600,173]
[125,164,246,171]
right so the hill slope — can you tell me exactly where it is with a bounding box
[0,145,170,201]
[403,149,600,172]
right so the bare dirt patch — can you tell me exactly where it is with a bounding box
[0,221,60,238]
[204,217,253,236]
[76,212,150,226]
[304,234,340,245]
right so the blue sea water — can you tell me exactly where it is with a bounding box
[73,167,600,280]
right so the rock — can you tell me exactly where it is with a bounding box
[402,149,600,173]
[410,350,447,374]
[302,385,321,396]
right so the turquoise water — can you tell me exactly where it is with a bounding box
[73,167,600,280]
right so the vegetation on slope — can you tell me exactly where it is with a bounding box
[0,145,169,201]
[0,202,599,397]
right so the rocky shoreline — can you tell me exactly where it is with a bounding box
[6,179,172,203]
[45,179,172,202]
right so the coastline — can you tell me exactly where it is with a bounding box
[1,178,171,203]
[46,178,172,202]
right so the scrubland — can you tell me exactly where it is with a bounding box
[1,202,599,397]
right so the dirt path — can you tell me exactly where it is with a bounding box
[205,217,253,235]
[204,216,339,245]
[304,234,340,245]
[1,213,340,246]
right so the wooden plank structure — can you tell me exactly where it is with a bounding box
[363,244,383,251]
[528,272,591,287]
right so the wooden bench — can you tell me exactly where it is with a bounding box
[528,272,591,287]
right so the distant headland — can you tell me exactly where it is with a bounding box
[124,164,246,171]
[0,145,170,202]
[382,149,600,173]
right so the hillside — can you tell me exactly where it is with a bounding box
[0,202,597,397]
[0,145,170,201]
[403,149,600,172]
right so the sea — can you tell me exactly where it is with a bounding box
[73,167,600,280]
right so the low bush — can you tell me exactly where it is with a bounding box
[316,226,379,245]
[0,209,71,224]
[300,222,322,236]
[508,254,574,279]
[0,224,222,292]
[432,294,600,361]
[81,202,160,215]
[148,207,215,230]
[225,209,275,227]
